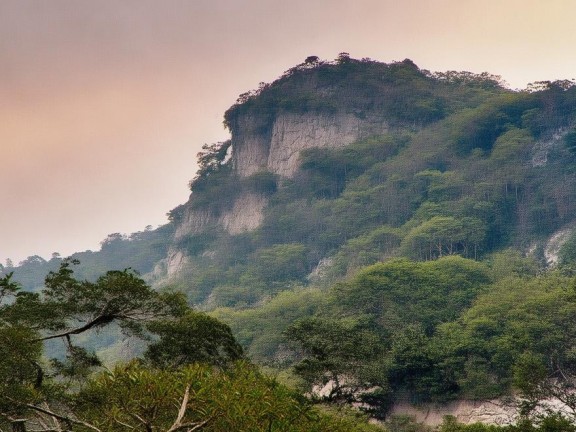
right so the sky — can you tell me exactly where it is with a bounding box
[2,0,576,264]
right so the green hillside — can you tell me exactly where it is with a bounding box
[6,56,576,428]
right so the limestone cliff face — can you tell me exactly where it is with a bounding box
[166,108,389,276]
[167,193,268,276]
[173,192,268,243]
[231,112,389,178]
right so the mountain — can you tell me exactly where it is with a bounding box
[7,55,576,427]
[160,55,576,302]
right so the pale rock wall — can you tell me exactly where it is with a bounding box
[173,208,218,242]
[167,192,267,276]
[230,114,272,177]
[544,225,574,266]
[391,397,576,427]
[168,110,388,277]
[219,193,267,234]
[390,400,518,426]
[531,128,567,167]
[166,249,189,277]
[232,112,389,178]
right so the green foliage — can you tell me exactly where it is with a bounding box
[558,230,576,266]
[73,361,383,432]
[334,257,490,335]
[247,243,309,286]
[1,264,382,432]
[328,225,402,278]
[298,134,407,199]
[212,287,326,362]
[144,311,244,368]
[241,170,279,195]
[286,317,387,401]
[437,273,576,399]
[189,140,232,191]
[4,224,174,292]
[12,58,576,429]
[486,249,540,281]
[450,93,538,154]
[224,56,457,132]
[401,216,486,260]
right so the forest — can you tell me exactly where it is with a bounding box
[6,56,576,430]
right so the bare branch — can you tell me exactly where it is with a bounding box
[22,404,102,432]
[168,418,211,432]
[33,314,115,342]
[166,385,191,432]
[112,416,136,430]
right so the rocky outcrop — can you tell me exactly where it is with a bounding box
[167,192,268,276]
[219,193,267,234]
[390,400,518,426]
[166,249,190,277]
[231,112,389,178]
[165,109,390,278]
[531,128,567,167]
[544,225,574,266]
[173,192,267,242]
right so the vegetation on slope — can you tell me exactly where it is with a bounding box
[6,56,576,429]
[0,263,381,432]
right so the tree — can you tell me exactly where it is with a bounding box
[189,140,232,191]
[285,317,387,402]
[74,361,382,432]
[144,311,244,369]
[0,263,383,431]
[401,216,486,260]
[0,260,187,431]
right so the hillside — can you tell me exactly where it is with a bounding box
[7,55,576,427]
[163,55,576,306]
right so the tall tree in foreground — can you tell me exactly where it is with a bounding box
[0,260,233,431]
[0,262,381,432]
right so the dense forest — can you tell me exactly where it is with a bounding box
[6,55,576,430]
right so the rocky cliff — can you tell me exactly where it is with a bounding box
[166,110,389,275]
[165,59,415,276]
[230,112,389,178]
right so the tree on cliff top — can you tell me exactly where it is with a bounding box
[189,140,232,192]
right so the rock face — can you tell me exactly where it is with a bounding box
[219,193,268,234]
[167,193,268,276]
[166,108,389,277]
[390,400,518,426]
[544,225,574,266]
[231,112,389,178]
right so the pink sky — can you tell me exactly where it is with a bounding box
[2,0,576,264]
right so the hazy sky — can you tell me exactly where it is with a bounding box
[2,0,576,264]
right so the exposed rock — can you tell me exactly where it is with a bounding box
[167,109,389,277]
[166,249,189,277]
[220,193,267,234]
[544,225,574,266]
[307,257,334,284]
[173,208,218,242]
[166,192,267,277]
[232,112,389,178]
[230,114,272,177]
[390,399,518,426]
[531,128,567,167]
